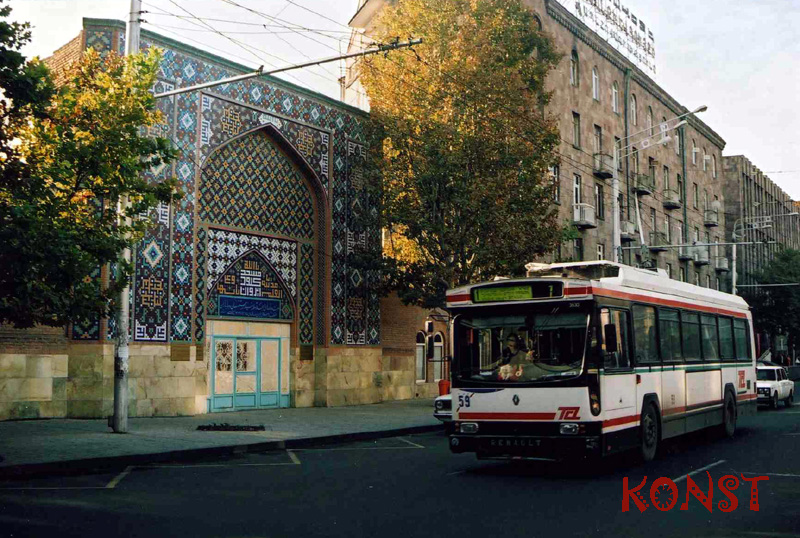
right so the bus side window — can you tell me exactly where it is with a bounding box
[600,309,630,369]
[632,305,658,365]
[659,309,682,362]
[733,318,749,362]
[700,315,719,362]
[718,317,735,361]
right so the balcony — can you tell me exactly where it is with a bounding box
[634,174,655,195]
[704,209,719,227]
[593,153,614,180]
[662,189,682,210]
[694,247,710,266]
[620,221,637,242]
[678,245,694,261]
[648,231,669,252]
[572,203,597,229]
[715,257,730,273]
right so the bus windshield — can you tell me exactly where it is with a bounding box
[454,309,589,384]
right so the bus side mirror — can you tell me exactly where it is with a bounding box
[603,324,618,353]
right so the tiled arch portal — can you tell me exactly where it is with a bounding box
[198,129,318,344]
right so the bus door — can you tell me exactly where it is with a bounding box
[599,309,636,416]
[659,308,686,437]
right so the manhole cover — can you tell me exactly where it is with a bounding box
[197,423,265,432]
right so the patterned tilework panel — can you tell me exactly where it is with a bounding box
[133,78,176,342]
[299,243,314,345]
[207,250,293,321]
[198,94,330,194]
[207,229,297,298]
[345,140,369,345]
[85,30,112,54]
[199,131,314,239]
[71,266,102,340]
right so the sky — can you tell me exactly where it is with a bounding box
[9,0,800,198]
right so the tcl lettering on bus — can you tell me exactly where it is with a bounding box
[445,261,756,462]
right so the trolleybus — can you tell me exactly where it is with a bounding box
[445,261,756,461]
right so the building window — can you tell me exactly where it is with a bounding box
[619,193,624,221]
[570,50,579,87]
[594,125,602,156]
[661,116,668,145]
[592,67,599,100]
[680,267,686,282]
[612,81,619,113]
[703,190,708,210]
[415,332,426,382]
[647,107,654,136]
[573,112,581,147]
[433,333,444,381]
[703,148,707,171]
[648,157,656,187]
[632,149,639,174]
[666,214,672,243]
[712,155,717,178]
[693,183,699,209]
[615,137,622,169]
[650,207,656,232]
[694,272,699,287]
[677,174,683,201]
[550,165,560,202]
[666,263,672,278]
[675,130,680,155]
[663,165,669,191]
[705,275,711,289]
[630,94,637,125]
[716,278,721,291]
[692,139,697,165]
[533,14,543,30]
[573,238,584,261]
[596,183,605,219]
[597,243,605,260]
[573,174,582,204]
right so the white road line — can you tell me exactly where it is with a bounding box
[286,450,301,465]
[445,470,467,476]
[673,459,726,483]
[105,465,135,489]
[397,437,425,449]
[741,472,800,478]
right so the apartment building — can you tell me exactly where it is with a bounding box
[723,155,799,291]
[347,0,729,290]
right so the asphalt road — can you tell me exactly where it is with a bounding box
[1,404,799,538]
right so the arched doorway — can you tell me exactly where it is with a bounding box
[198,126,326,410]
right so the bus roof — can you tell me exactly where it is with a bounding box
[446,261,750,314]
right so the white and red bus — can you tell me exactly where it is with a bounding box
[445,261,757,461]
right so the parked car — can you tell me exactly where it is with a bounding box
[434,393,452,422]
[757,365,794,408]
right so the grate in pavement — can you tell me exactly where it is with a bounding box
[196,423,266,432]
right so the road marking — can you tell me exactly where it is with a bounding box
[397,437,425,448]
[286,450,301,465]
[292,446,422,452]
[741,472,800,478]
[105,465,134,489]
[673,459,726,483]
[445,470,467,476]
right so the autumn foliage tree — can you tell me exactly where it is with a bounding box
[0,2,178,328]
[358,0,564,308]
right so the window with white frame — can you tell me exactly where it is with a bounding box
[703,148,707,171]
[706,275,711,289]
[570,50,579,87]
[712,155,717,178]
[597,243,605,260]
[612,81,619,113]
[666,214,672,242]
[647,107,653,135]
[573,112,581,147]
[666,263,672,278]
[433,333,444,381]
[550,165,560,202]
[574,174,582,204]
[415,332,426,382]
[630,94,637,125]
[661,117,668,145]
[694,272,699,286]
[675,130,680,155]
[692,139,697,165]
[592,67,599,100]
[680,267,686,282]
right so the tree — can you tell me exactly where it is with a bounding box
[358,0,563,308]
[744,249,800,355]
[0,3,178,328]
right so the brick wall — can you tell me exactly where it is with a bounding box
[0,324,68,354]
[43,32,84,85]
[380,293,429,354]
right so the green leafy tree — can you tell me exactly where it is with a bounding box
[744,249,800,354]
[0,3,178,328]
[358,0,563,308]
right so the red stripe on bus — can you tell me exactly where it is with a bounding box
[565,286,592,296]
[458,412,557,421]
[593,288,749,319]
[602,414,639,428]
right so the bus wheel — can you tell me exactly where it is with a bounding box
[640,404,659,462]
[722,392,737,438]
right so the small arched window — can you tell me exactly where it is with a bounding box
[570,50,579,87]
[612,81,619,113]
[712,155,717,178]
[415,332,426,382]
[533,14,543,30]
[630,94,637,125]
[592,67,599,100]
[647,107,653,135]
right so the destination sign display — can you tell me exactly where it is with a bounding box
[472,282,563,303]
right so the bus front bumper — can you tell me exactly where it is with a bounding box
[448,434,602,459]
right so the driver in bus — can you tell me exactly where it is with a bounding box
[496,334,529,380]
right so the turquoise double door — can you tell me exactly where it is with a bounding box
[210,335,290,411]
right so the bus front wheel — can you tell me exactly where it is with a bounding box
[640,404,659,462]
[721,392,737,438]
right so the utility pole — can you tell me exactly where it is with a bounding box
[112,0,141,434]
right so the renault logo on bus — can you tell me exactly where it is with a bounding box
[512,395,520,406]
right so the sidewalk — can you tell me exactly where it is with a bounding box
[0,398,440,477]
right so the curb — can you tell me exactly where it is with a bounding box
[0,424,443,480]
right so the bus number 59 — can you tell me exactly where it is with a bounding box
[458,394,471,408]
